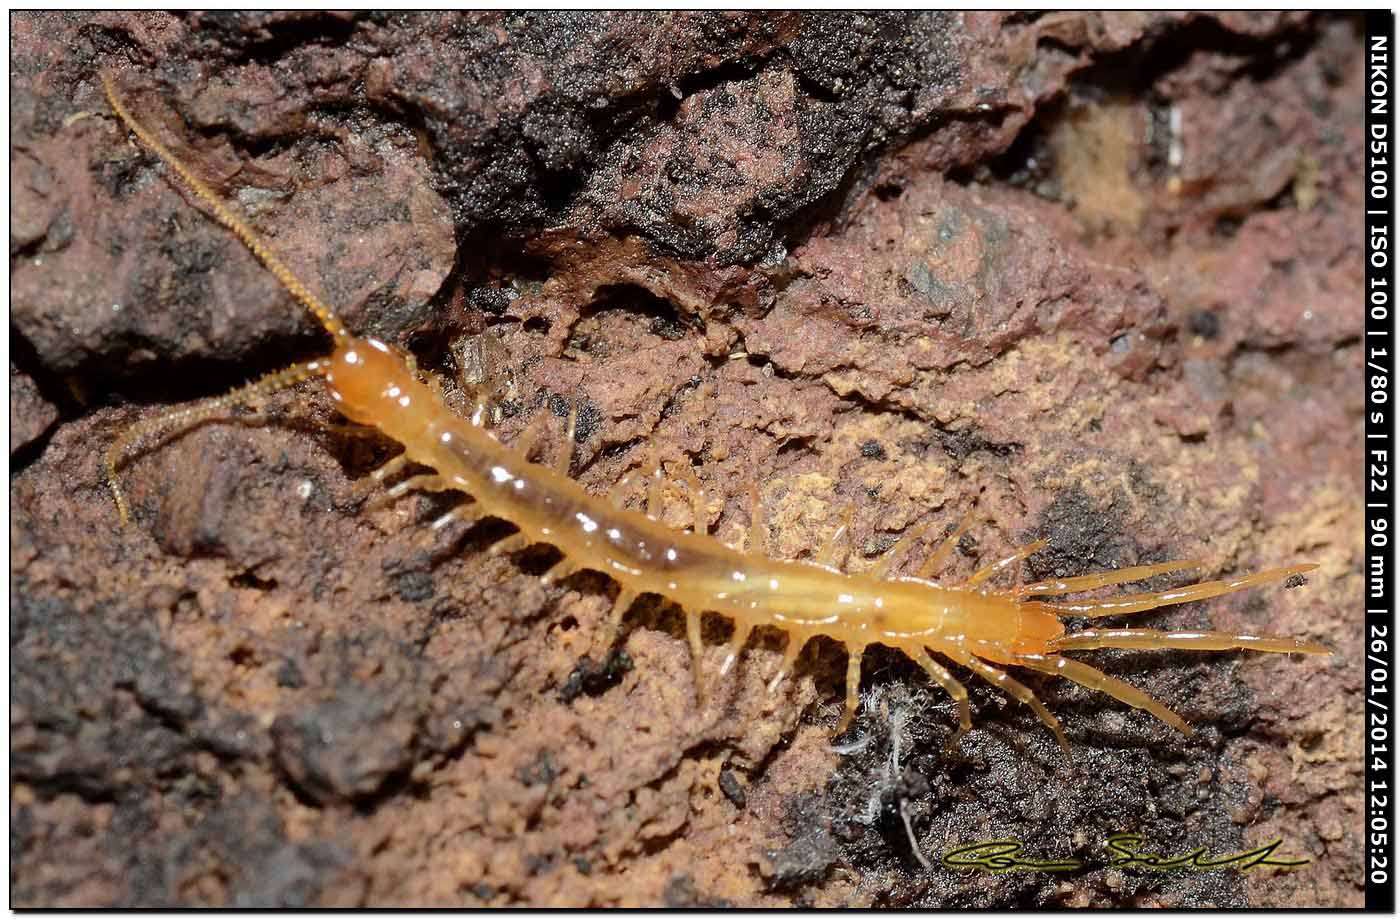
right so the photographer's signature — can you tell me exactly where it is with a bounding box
[941,833,1310,875]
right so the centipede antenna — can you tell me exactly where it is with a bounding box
[101,71,350,344]
[105,358,330,525]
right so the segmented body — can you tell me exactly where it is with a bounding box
[102,72,1330,758]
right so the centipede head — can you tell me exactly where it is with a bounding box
[322,337,429,427]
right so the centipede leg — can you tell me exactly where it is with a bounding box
[365,473,447,512]
[908,647,973,751]
[767,631,808,694]
[645,459,665,518]
[430,502,484,531]
[554,404,578,475]
[609,471,641,509]
[1041,564,1319,618]
[369,453,411,483]
[914,504,979,580]
[1015,653,1192,735]
[686,609,706,705]
[943,645,1071,758]
[869,520,936,580]
[1049,628,1330,656]
[961,539,1050,590]
[1011,558,1207,597]
[668,463,708,534]
[539,557,580,586]
[487,531,531,557]
[748,484,765,555]
[343,448,408,498]
[817,504,855,568]
[511,411,552,461]
[321,422,383,439]
[836,645,866,733]
[606,588,639,644]
[382,473,452,501]
[719,622,753,678]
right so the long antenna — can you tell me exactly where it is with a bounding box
[100,70,350,343]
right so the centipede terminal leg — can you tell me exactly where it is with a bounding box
[1041,565,1319,618]
[1050,628,1330,656]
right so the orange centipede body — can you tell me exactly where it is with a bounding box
[101,70,1331,764]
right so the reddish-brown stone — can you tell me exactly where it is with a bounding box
[10,11,1361,907]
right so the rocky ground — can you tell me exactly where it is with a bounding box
[11,11,1363,907]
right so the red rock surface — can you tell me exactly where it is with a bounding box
[11,11,1362,907]
[9,363,57,455]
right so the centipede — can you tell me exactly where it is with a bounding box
[100,70,1330,762]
